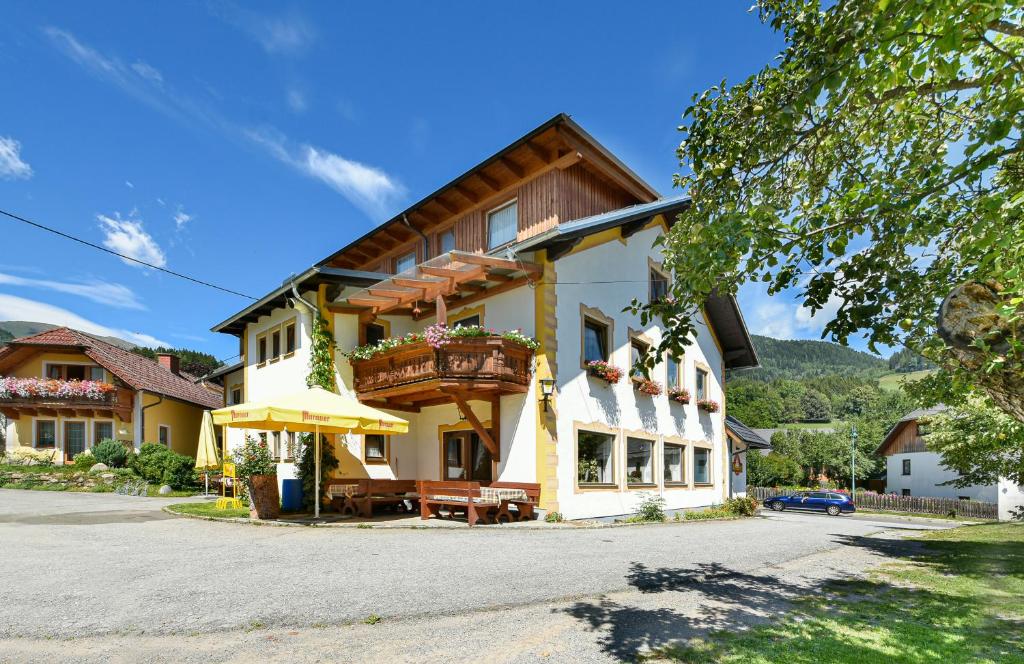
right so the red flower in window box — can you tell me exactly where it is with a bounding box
[667,386,691,404]
[634,378,663,396]
[697,399,720,413]
[587,360,622,384]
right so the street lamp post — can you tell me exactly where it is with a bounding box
[850,426,858,494]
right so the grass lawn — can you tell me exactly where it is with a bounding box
[856,508,995,522]
[878,369,933,391]
[166,501,250,519]
[650,523,1024,663]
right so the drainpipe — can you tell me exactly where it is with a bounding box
[402,214,430,261]
[140,391,163,445]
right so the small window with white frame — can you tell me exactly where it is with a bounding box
[487,200,517,249]
[395,251,416,273]
[364,434,388,463]
[158,425,171,447]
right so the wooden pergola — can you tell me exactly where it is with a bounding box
[334,250,542,321]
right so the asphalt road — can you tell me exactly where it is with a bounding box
[0,489,960,662]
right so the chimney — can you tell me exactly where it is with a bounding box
[157,353,180,375]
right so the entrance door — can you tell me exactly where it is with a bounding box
[442,430,493,483]
[65,421,86,462]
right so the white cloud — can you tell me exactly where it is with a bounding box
[0,293,168,347]
[173,205,193,230]
[156,197,166,206]
[125,180,134,188]
[795,293,843,333]
[246,128,404,219]
[130,60,163,84]
[214,5,316,55]
[97,213,167,268]
[286,88,307,113]
[0,136,32,179]
[0,272,143,310]
[752,301,797,339]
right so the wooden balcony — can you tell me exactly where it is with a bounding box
[350,337,534,411]
[0,385,134,421]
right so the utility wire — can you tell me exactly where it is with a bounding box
[0,208,257,300]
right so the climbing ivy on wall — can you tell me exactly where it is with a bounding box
[299,310,339,511]
[306,312,336,391]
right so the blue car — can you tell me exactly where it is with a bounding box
[764,491,856,516]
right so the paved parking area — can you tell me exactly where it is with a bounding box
[0,489,960,662]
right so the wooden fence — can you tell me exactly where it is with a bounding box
[748,486,998,519]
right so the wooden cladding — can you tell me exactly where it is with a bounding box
[879,421,929,456]
[350,337,534,396]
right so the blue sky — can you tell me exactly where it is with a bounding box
[0,2,865,362]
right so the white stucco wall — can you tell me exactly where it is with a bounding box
[729,440,748,498]
[998,478,1024,521]
[885,451,997,502]
[551,226,728,520]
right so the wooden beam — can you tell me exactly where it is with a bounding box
[525,140,551,163]
[365,399,421,413]
[490,395,501,478]
[0,408,19,420]
[498,156,524,179]
[474,171,501,192]
[326,302,370,314]
[547,237,584,261]
[483,273,513,283]
[440,277,529,314]
[433,196,462,216]
[453,184,480,204]
[420,265,480,280]
[347,296,399,309]
[453,252,543,276]
[448,392,499,460]
[393,276,446,289]
[368,286,422,300]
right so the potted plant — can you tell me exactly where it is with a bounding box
[634,378,663,396]
[587,360,623,384]
[697,398,720,413]
[233,434,279,519]
[667,386,691,404]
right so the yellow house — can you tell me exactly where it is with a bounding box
[0,327,222,462]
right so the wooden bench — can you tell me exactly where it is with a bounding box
[417,481,498,526]
[489,482,542,522]
[348,479,419,518]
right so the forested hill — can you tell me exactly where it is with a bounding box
[733,334,888,381]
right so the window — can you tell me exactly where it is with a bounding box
[395,251,416,273]
[583,319,609,364]
[693,447,711,484]
[158,425,170,447]
[89,367,105,381]
[626,437,654,485]
[666,354,681,388]
[577,430,615,486]
[958,496,971,501]
[364,434,388,463]
[902,459,911,475]
[35,420,56,448]
[487,200,517,249]
[916,423,931,437]
[271,330,281,361]
[442,431,493,482]
[439,229,455,254]
[695,367,708,401]
[452,314,480,328]
[664,443,685,485]
[45,364,101,381]
[93,421,113,444]
[65,365,86,380]
[364,323,386,346]
[65,422,86,459]
[649,267,669,303]
[902,489,911,497]
[285,322,297,354]
[257,335,268,365]
[284,431,297,461]
[230,387,242,405]
[270,432,281,459]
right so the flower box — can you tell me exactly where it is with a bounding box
[634,378,663,396]
[697,399,720,413]
[0,377,117,402]
[587,361,623,384]
[667,387,691,404]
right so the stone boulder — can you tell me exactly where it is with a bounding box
[89,463,109,473]
[158,485,174,495]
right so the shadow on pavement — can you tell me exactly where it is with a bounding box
[0,510,175,525]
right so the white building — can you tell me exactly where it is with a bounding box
[209,114,759,520]
[878,406,1024,520]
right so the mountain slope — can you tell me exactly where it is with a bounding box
[734,334,888,381]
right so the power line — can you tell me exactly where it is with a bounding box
[0,207,257,300]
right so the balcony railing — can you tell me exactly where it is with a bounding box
[351,337,534,396]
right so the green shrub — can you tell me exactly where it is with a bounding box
[72,451,96,470]
[723,496,759,517]
[131,442,197,489]
[634,494,666,522]
[92,439,128,468]
[544,511,564,523]
[161,452,198,489]
[684,507,735,521]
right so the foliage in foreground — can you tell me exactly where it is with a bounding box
[130,443,197,489]
[631,0,1024,424]
[166,501,249,519]
[649,523,1024,663]
[924,396,1024,487]
[91,439,128,468]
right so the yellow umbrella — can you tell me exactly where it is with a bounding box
[211,386,408,517]
[194,410,220,495]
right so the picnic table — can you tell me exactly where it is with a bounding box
[418,481,541,526]
[327,479,418,517]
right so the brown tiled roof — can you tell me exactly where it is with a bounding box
[0,327,222,409]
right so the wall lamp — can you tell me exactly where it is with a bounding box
[539,378,556,412]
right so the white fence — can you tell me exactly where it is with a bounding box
[748,486,997,519]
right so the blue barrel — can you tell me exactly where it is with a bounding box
[280,479,302,512]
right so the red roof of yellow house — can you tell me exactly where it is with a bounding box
[0,327,222,409]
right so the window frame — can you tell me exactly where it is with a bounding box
[692,445,713,486]
[664,351,683,389]
[43,361,103,382]
[902,458,911,476]
[363,434,389,464]
[486,198,518,250]
[158,424,171,448]
[648,258,670,304]
[662,440,687,487]
[92,420,114,446]
[34,419,57,449]
[257,334,268,367]
[694,363,710,401]
[628,330,653,385]
[580,304,615,370]
[450,304,484,329]
[284,321,297,356]
[575,424,618,489]
[625,434,657,487]
[230,385,243,406]
[395,251,417,274]
[438,228,456,255]
[270,329,282,362]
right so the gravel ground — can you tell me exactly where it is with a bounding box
[0,489,959,662]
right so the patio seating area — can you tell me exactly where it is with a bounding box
[325,478,541,527]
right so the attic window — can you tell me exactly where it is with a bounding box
[487,200,517,249]
[395,252,416,273]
